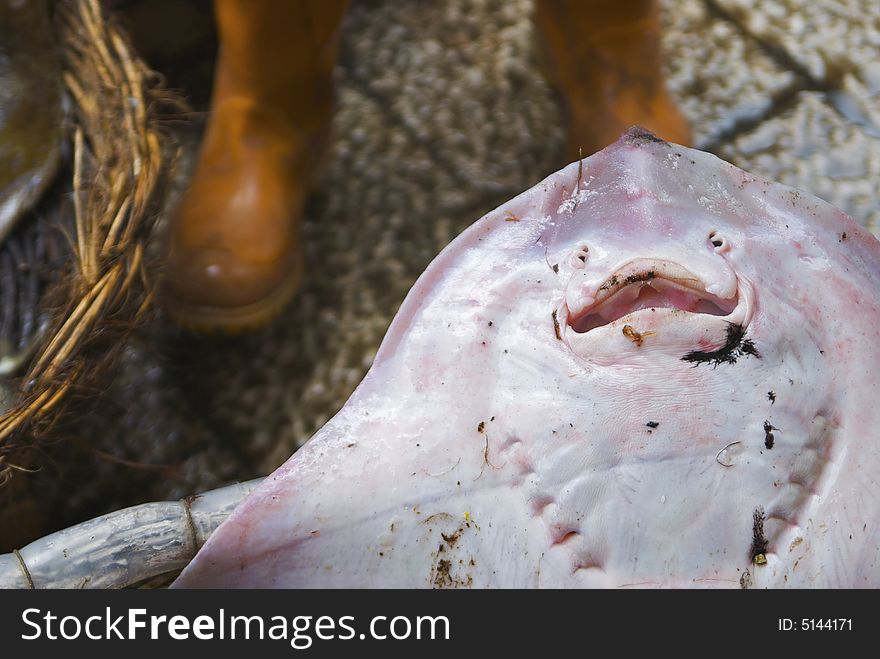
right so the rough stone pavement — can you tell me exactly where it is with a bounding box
[16,0,880,534]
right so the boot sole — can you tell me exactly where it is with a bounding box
[165,258,303,334]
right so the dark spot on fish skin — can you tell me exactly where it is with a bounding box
[646,421,659,429]
[763,421,777,449]
[751,507,769,565]
[441,530,462,545]
[598,270,657,293]
[488,321,493,327]
[490,416,495,421]
[478,421,485,433]
[552,310,562,340]
[788,378,794,385]
[623,270,656,286]
[740,340,760,358]
[840,232,848,242]
[434,558,451,585]
[431,524,475,588]
[598,274,619,291]
[552,263,559,273]
[624,126,667,145]
[681,323,761,367]
[768,391,776,404]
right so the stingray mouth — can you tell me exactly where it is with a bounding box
[567,260,739,333]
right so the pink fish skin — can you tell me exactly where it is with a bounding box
[174,128,880,589]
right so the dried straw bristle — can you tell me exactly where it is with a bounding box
[0,0,178,483]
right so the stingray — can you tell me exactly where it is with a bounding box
[174,128,880,588]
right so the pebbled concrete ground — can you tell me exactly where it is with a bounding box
[5,0,880,539]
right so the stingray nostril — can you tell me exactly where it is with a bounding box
[570,246,590,268]
[709,231,726,250]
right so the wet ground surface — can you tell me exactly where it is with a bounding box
[2,0,880,543]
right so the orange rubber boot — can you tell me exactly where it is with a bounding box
[164,0,348,332]
[533,0,691,160]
